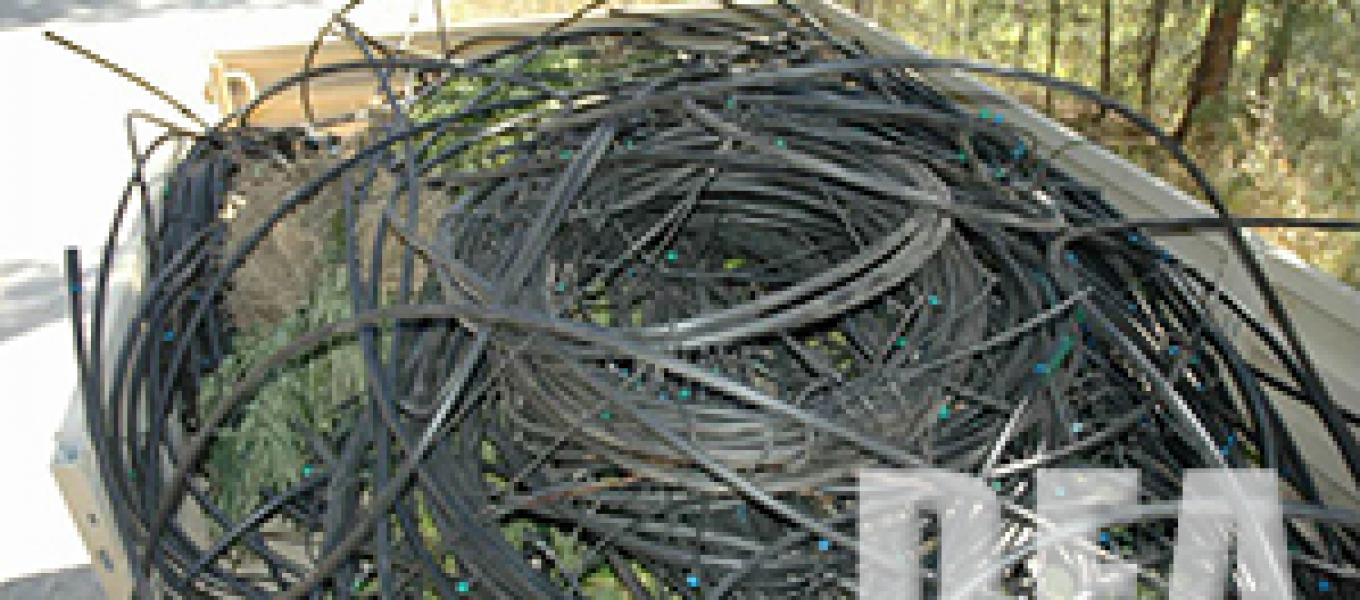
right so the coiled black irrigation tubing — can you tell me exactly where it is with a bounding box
[56,1,1360,597]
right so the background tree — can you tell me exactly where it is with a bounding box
[861,0,1360,286]
[1099,0,1112,119]
[1174,0,1246,142]
[1139,0,1168,115]
[1046,0,1060,112]
[1258,0,1299,98]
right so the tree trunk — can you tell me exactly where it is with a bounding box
[1016,0,1031,66]
[1045,0,1060,113]
[936,0,950,52]
[1258,0,1299,97]
[1139,0,1169,116]
[1173,0,1247,143]
[951,0,963,50]
[1098,0,1112,119]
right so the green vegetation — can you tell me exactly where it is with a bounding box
[200,47,675,590]
[200,265,366,522]
[860,0,1360,285]
[408,45,670,171]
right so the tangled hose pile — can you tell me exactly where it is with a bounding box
[64,1,1360,597]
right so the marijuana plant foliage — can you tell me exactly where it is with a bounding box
[200,265,366,522]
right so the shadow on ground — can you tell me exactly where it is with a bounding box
[0,259,100,342]
[0,565,104,599]
[0,0,323,29]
